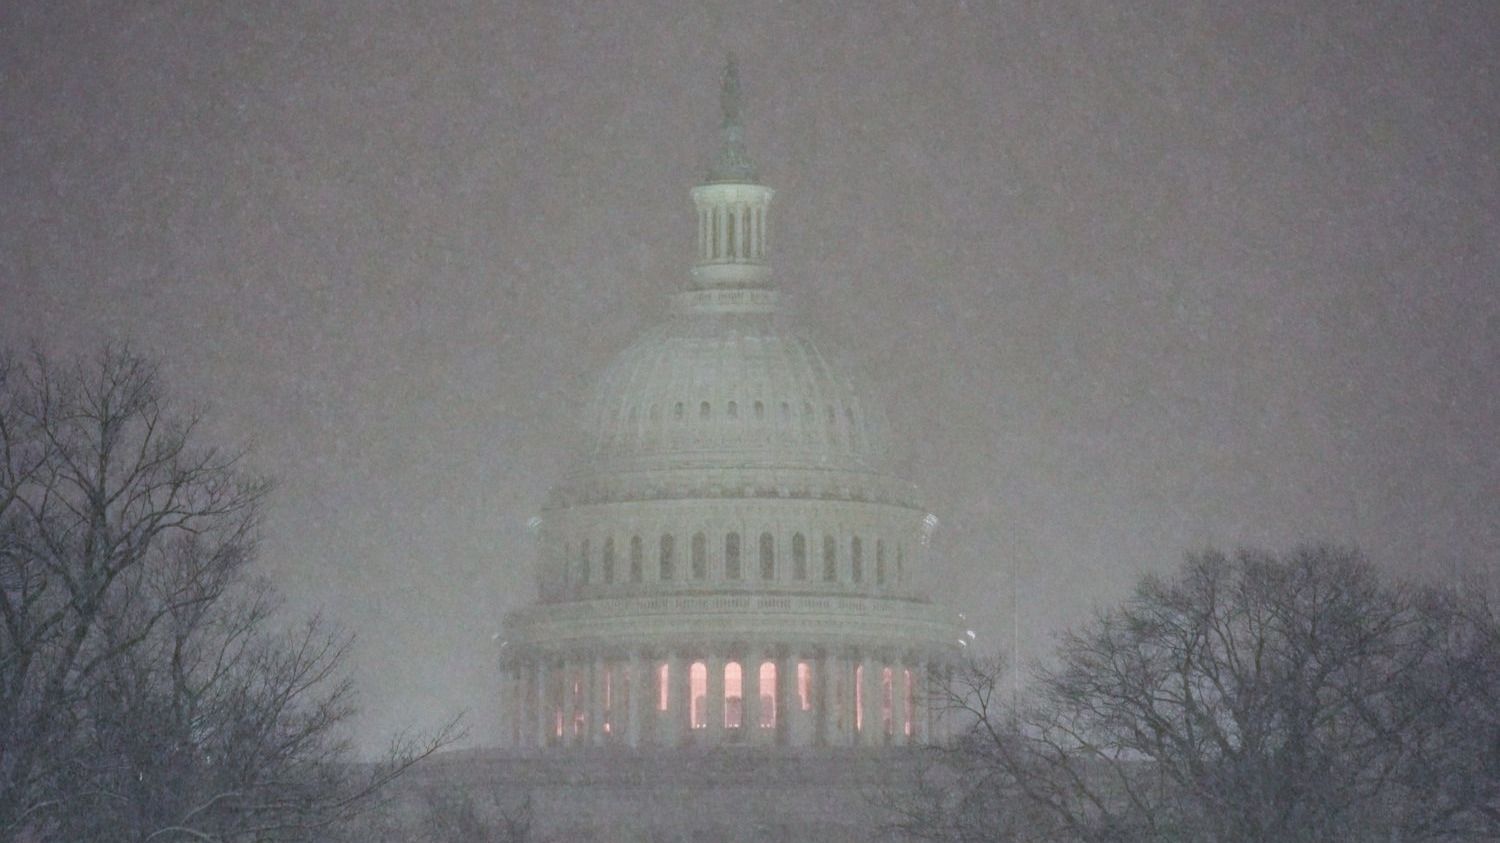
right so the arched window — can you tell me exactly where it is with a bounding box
[727,400,738,419]
[726,205,736,258]
[792,533,807,580]
[579,539,591,585]
[797,662,813,710]
[629,535,643,582]
[851,537,863,583]
[674,402,685,420]
[690,662,708,729]
[692,532,707,580]
[823,535,837,582]
[725,532,741,580]
[700,401,711,420]
[876,540,887,586]
[659,533,675,581]
[724,662,742,729]
[759,662,776,728]
[602,537,615,584]
[759,532,774,580]
[754,400,764,420]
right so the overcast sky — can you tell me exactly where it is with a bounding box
[2,0,1496,752]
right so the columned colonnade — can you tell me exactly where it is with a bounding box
[502,644,952,749]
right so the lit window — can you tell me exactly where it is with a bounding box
[603,668,614,734]
[690,662,707,729]
[797,662,813,711]
[759,532,774,580]
[759,662,776,728]
[724,662,743,729]
[725,532,741,580]
[657,663,670,711]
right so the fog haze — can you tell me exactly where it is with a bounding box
[2,1,1496,752]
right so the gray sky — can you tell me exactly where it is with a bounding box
[2,1,1496,752]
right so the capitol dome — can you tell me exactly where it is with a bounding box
[500,59,960,752]
[580,307,892,475]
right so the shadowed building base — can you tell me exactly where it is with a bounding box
[395,746,928,842]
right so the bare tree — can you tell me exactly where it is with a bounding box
[906,547,1500,842]
[0,346,457,842]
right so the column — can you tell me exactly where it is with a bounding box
[911,657,928,745]
[775,648,792,746]
[814,647,830,746]
[706,653,725,745]
[892,659,909,746]
[744,649,761,743]
[591,654,608,745]
[859,651,877,747]
[626,651,643,748]
[534,658,550,748]
[671,652,691,746]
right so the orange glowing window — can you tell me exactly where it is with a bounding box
[724,662,743,729]
[797,662,812,711]
[690,662,707,729]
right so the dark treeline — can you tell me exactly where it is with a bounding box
[895,546,1500,843]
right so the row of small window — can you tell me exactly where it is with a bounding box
[615,400,863,428]
[562,532,904,587]
[550,660,916,737]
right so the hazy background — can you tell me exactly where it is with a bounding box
[2,1,1496,752]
